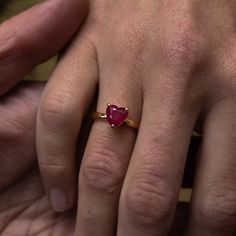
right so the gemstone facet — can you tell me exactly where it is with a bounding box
[106,104,128,128]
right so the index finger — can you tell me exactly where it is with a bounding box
[0,0,88,95]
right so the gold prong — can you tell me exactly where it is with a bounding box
[107,103,111,107]
[111,124,115,128]
[125,107,129,112]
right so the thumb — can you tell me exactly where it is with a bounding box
[0,0,88,95]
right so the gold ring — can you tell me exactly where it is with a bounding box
[92,103,139,130]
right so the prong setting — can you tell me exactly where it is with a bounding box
[92,104,139,130]
[106,104,129,128]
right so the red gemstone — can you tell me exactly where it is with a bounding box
[106,104,128,128]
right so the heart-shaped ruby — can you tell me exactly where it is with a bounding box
[106,104,128,128]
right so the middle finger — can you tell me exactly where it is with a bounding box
[117,71,200,235]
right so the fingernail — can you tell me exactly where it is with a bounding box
[50,188,68,212]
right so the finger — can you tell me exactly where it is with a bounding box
[75,67,142,235]
[0,0,88,95]
[117,80,199,235]
[36,37,98,212]
[187,100,236,235]
[0,81,44,191]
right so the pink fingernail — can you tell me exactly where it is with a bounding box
[50,188,68,212]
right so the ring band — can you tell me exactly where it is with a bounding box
[92,104,139,130]
[92,104,202,137]
[91,112,139,129]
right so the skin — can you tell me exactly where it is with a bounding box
[1,0,236,235]
[0,0,88,95]
[0,0,87,235]
[0,0,88,191]
[36,0,236,235]
[0,82,86,236]
[0,82,183,236]
[0,83,76,236]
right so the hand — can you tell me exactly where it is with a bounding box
[0,84,75,236]
[0,1,87,234]
[0,82,43,192]
[0,83,74,236]
[0,166,76,236]
[0,0,88,95]
[0,0,87,202]
[0,82,93,236]
[37,1,236,235]
[0,0,88,179]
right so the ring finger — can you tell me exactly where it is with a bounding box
[75,65,142,235]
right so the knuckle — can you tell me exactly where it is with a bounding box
[112,18,150,61]
[214,49,236,94]
[39,93,77,133]
[16,37,36,67]
[40,161,68,172]
[82,140,126,194]
[0,31,17,64]
[125,170,177,227]
[163,30,202,76]
[39,161,71,178]
[39,161,75,188]
[0,24,35,67]
[197,186,236,227]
